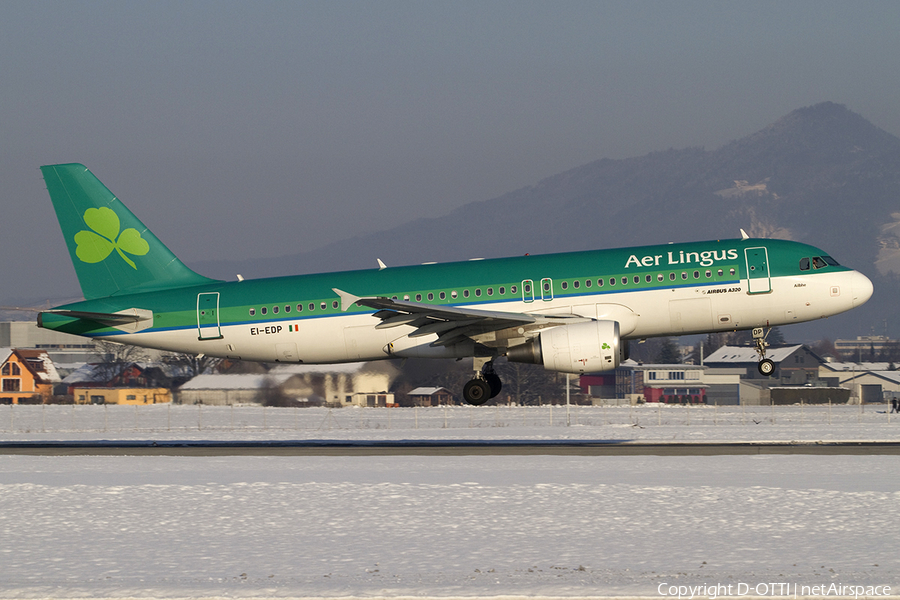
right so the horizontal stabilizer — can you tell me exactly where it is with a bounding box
[39,307,154,333]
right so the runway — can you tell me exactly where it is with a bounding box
[2,439,900,455]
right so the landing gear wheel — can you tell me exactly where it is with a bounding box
[758,358,775,377]
[463,379,491,405]
[752,327,774,377]
[485,373,502,398]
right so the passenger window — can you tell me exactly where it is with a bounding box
[573,280,579,288]
[718,269,723,276]
[800,257,810,271]
[474,289,481,297]
[682,272,688,280]
[490,287,496,295]
[634,276,640,284]
[585,279,591,287]
[645,275,652,283]
[451,291,458,299]
[705,270,711,278]
[273,306,279,314]
[439,292,446,300]
[693,271,699,279]
[404,295,410,301]
[621,277,627,285]
[332,301,338,309]
[729,268,736,275]
[320,302,327,310]
[309,303,315,311]
[416,294,422,301]
[249,308,256,316]
[524,283,531,293]
[657,274,664,282]
[463,290,469,298]
[669,273,676,281]
[427,293,434,301]
[511,285,517,294]
[561,281,568,290]
[609,278,616,286]
[597,279,603,287]
[285,305,291,313]
[297,304,303,312]
[261,307,267,315]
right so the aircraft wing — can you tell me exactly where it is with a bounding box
[332,288,589,348]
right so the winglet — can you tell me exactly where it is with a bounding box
[332,288,362,312]
[740,228,750,240]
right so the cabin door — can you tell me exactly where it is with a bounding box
[744,247,771,294]
[197,292,223,340]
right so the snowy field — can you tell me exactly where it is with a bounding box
[1,404,899,599]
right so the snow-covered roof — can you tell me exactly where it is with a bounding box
[408,387,450,396]
[179,373,293,390]
[840,370,900,385]
[268,362,383,375]
[704,345,805,364]
[821,361,892,372]
[1,348,61,383]
[62,361,189,384]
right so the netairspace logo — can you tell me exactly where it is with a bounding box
[657,582,892,599]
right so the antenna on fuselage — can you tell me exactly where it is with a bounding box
[740,229,750,240]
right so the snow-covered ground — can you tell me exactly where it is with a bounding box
[1,404,899,598]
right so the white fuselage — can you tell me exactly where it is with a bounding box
[109,268,872,366]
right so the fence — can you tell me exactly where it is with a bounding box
[1,402,898,436]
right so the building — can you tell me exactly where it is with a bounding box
[819,361,900,404]
[0,348,60,404]
[703,345,823,384]
[176,374,294,405]
[270,362,399,408]
[407,387,453,406]
[580,361,742,405]
[62,362,182,396]
[72,387,171,405]
[834,336,896,361]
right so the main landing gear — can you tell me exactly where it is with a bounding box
[753,327,775,376]
[462,359,503,405]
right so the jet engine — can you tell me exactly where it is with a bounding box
[506,320,620,373]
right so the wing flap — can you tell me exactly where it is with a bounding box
[331,288,591,350]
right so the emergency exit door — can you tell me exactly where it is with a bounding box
[197,292,222,340]
[744,247,771,294]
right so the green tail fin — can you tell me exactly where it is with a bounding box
[41,163,219,299]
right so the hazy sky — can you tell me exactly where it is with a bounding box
[3,0,899,300]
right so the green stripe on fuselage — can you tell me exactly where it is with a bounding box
[41,237,848,337]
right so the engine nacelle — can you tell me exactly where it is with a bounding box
[506,320,620,373]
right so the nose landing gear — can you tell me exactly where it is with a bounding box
[753,327,775,376]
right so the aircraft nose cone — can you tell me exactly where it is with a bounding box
[851,271,874,307]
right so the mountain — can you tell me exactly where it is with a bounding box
[194,102,900,341]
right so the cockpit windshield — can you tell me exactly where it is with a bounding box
[800,255,840,271]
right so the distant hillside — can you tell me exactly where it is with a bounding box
[194,102,900,341]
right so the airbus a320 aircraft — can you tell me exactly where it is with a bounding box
[37,164,873,404]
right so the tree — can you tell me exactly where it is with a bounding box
[161,352,224,385]
[257,375,293,407]
[654,338,681,364]
[494,360,564,405]
[92,340,147,382]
